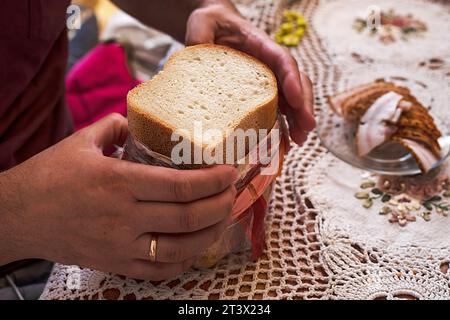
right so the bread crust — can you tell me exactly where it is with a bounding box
[127,44,279,168]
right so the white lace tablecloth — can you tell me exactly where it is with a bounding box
[41,0,450,300]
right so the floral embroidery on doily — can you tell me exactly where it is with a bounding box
[353,9,428,44]
[355,169,450,226]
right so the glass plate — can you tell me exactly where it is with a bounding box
[317,68,450,176]
[317,74,450,176]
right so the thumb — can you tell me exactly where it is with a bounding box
[185,10,216,45]
[83,113,128,152]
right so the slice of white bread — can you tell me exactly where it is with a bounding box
[127,44,278,167]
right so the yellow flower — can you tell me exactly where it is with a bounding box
[275,32,284,44]
[283,11,299,22]
[297,17,307,27]
[280,22,294,34]
[276,11,307,47]
[282,34,300,46]
[295,28,305,37]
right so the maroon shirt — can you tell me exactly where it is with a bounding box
[0,0,73,170]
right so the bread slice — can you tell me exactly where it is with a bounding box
[127,44,278,167]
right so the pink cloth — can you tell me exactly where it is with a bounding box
[66,43,141,131]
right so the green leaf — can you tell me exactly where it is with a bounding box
[423,202,433,211]
[402,27,417,34]
[372,188,383,195]
[428,196,442,202]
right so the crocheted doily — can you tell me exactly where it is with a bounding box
[305,154,450,300]
[41,0,450,300]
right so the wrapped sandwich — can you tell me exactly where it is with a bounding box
[328,80,442,173]
[122,44,287,267]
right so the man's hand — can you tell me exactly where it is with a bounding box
[112,0,316,145]
[186,3,316,145]
[0,114,237,280]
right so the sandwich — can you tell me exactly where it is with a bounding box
[328,80,442,173]
[125,44,283,267]
[127,44,279,168]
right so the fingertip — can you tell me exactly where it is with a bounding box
[301,111,317,132]
[87,113,128,151]
[222,165,239,184]
[185,10,216,46]
[290,127,308,146]
[294,99,316,132]
[205,165,238,188]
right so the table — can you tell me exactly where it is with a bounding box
[41,0,450,300]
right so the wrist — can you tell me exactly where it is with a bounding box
[0,170,30,265]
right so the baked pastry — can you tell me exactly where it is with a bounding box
[329,81,442,173]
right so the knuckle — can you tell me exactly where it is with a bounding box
[178,204,200,231]
[165,245,188,263]
[171,175,194,202]
[76,126,95,143]
[109,161,128,186]
[96,162,125,195]
[107,112,125,124]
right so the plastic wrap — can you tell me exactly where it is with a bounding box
[121,116,288,268]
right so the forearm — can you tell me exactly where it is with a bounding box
[111,0,236,42]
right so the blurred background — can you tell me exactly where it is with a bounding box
[70,0,183,79]
[64,0,186,131]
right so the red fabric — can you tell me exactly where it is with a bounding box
[0,0,72,171]
[234,133,287,260]
[66,43,141,131]
[250,197,268,260]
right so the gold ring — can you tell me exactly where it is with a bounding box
[149,234,158,262]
